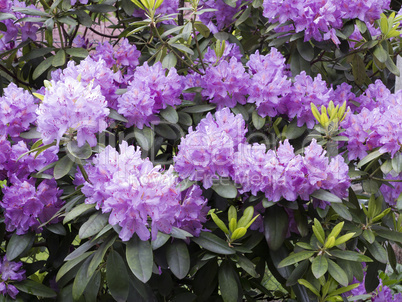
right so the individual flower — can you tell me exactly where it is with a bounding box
[203,42,242,65]
[36,75,109,148]
[81,141,209,241]
[1,178,63,235]
[0,82,37,137]
[380,173,402,207]
[0,256,25,299]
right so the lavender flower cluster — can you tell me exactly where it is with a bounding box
[262,0,390,43]
[81,141,209,241]
[0,256,25,299]
[175,108,350,202]
[342,81,402,160]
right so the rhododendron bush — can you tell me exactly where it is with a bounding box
[1,0,402,300]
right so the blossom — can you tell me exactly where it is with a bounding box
[0,82,37,137]
[174,108,247,188]
[380,173,402,207]
[0,256,25,299]
[1,178,63,235]
[36,75,109,148]
[81,141,209,241]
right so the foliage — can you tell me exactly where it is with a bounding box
[0,0,402,301]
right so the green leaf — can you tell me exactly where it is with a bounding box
[218,260,238,302]
[19,128,42,139]
[79,212,109,239]
[126,235,153,283]
[363,229,375,244]
[6,232,34,261]
[84,270,101,302]
[366,241,388,263]
[171,43,194,55]
[212,181,238,199]
[392,152,402,173]
[192,232,235,255]
[312,255,328,279]
[385,53,400,76]
[75,10,92,27]
[106,250,129,302]
[0,12,16,21]
[235,6,251,27]
[15,280,57,298]
[278,251,315,268]
[73,254,94,300]
[162,51,177,69]
[47,223,67,235]
[12,7,50,16]
[297,39,314,62]
[65,47,89,58]
[171,227,193,239]
[52,49,66,67]
[63,203,95,224]
[88,234,117,278]
[182,104,216,113]
[167,240,190,279]
[286,260,309,286]
[357,150,382,168]
[330,250,372,262]
[56,251,93,282]
[151,232,170,250]
[331,203,352,221]
[327,259,348,287]
[85,4,116,12]
[154,124,177,140]
[252,110,265,130]
[54,155,74,179]
[160,106,179,123]
[178,112,192,126]
[33,56,53,80]
[373,44,388,64]
[194,22,210,38]
[67,141,92,160]
[65,239,98,261]
[236,254,259,278]
[263,206,289,251]
[375,229,402,242]
[311,189,342,203]
[298,279,320,296]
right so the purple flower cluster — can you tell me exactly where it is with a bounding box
[380,173,402,207]
[262,0,390,43]
[201,57,250,108]
[92,38,141,72]
[81,141,209,241]
[0,83,37,137]
[174,108,247,188]
[342,85,402,160]
[0,0,40,51]
[0,256,25,299]
[36,74,109,148]
[52,56,121,109]
[1,178,63,235]
[198,0,249,33]
[117,62,183,128]
[232,139,350,202]
[203,42,242,65]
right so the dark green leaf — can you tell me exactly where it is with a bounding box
[54,155,74,179]
[366,241,387,263]
[170,227,193,239]
[297,39,314,62]
[327,259,348,286]
[192,232,235,255]
[363,229,375,244]
[182,104,216,113]
[85,4,116,12]
[56,251,93,282]
[6,232,34,261]
[357,150,382,168]
[311,189,342,203]
[33,56,53,80]
[235,6,251,27]
[75,10,92,27]
[65,47,89,58]
[63,203,95,224]
[218,260,238,302]
[79,212,109,239]
[47,223,67,236]
[373,44,388,63]
[171,43,194,55]
[178,112,192,126]
[330,250,372,262]
[278,251,315,268]
[286,260,309,286]
[160,106,179,123]
[385,55,400,76]
[167,240,190,279]
[107,250,129,302]
[194,22,210,38]
[252,110,265,130]
[126,235,153,283]
[264,205,289,251]
[65,240,98,261]
[73,254,94,300]
[88,234,116,278]
[375,229,402,243]
[84,270,101,301]
[236,254,259,278]
[15,280,57,298]
[154,124,177,140]
[162,52,177,69]
[331,203,352,221]
[151,232,170,250]
[12,7,50,16]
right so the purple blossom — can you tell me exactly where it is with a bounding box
[0,83,37,137]
[118,62,183,128]
[380,173,402,207]
[174,108,247,188]
[0,256,25,299]
[1,178,63,235]
[203,42,242,65]
[36,75,109,148]
[201,57,250,108]
[81,141,209,241]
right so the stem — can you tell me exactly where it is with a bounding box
[88,27,121,39]
[57,22,64,48]
[192,17,206,72]
[0,64,31,86]
[372,177,402,182]
[178,0,185,26]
